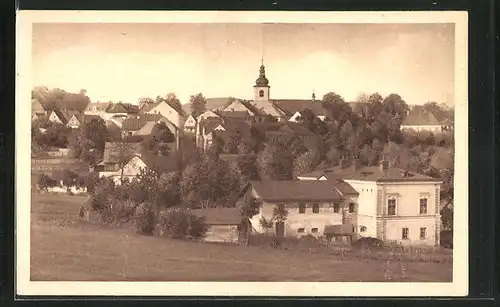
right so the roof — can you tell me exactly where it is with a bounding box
[83,114,102,124]
[121,118,147,131]
[102,142,143,163]
[106,102,139,114]
[217,111,251,120]
[299,161,441,183]
[85,102,111,112]
[52,109,70,124]
[190,207,242,225]
[199,117,225,134]
[280,122,315,136]
[402,109,441,126]
[333,180,359,196]
[250,180,344,202]
[206,97,240,111]
[32,99,45,113]
[65,110,83,123]
[271,99,329,117]
[141,153,178,173]
[140,100,184,115]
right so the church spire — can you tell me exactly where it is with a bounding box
[255,59,269,87]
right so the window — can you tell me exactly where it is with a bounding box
[420,227,427,240]
[388,198,397,216]
[419,198,428,214]
[298,203,306,214]
[298,228,305,233]
[259,90,264,97]
[333,203,340,213]
[402,228,409,240]
[360,226,367,232]
[348,203,355,213]
[311,228,318,233]
[312,203,320,213]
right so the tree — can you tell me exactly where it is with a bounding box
[109,139,137,185]
[62,169,78,187]
[293,150,319,177]
[224,133,241,154]
[81,118,109,154]
[138,97,155,109]
[257,144,294,180]
[321,92,352,126]
[142,122,176,156]
[180,157,242,208]
[189,93,207,118]
[165,92,183,115]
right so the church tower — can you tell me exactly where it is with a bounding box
[253,59,270,102]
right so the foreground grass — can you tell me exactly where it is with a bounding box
[31,193,452,282]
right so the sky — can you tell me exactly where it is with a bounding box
[32,23,455,106]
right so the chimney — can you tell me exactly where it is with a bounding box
[380,160,389,172]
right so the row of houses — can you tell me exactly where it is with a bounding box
[32,61,451,151]
[199,158,442,247]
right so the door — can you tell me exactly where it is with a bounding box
[275,221,285,237]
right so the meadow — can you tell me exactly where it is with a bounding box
[30,193,453,282]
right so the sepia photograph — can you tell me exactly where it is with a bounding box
[16,11,468,296]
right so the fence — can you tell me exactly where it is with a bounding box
[247,234,452,264]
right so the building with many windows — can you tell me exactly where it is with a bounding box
[297,159,442,246]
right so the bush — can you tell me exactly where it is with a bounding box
[132,202,156,235]
[440,230,453,249]
[351,237,385,250]
[156,209,208,240]
[38,173,57,190]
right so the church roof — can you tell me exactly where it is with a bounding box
[271,99,329,117]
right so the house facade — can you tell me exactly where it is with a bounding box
[31,98,47,121]
[297,159,442,246]
[190,208,244,244]
[241,180,358,238]
[183,114,197,134]
[141,100,185,131]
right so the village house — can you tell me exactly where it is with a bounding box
[65,110,84,129]
[83,101,111,117]
[47,109,68,125]
[31,98,47,121]
[240,180,358,238]
[401,109,443,133]
[140,100,186,131]
[190,207,245,244]
[183,114,197,134]
[120,114,181,150]
[273,93,330,122]
[297,159,442,246]
[101,102,139,123]
[93,142,175,184]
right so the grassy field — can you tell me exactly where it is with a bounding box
[31,193,453,282]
